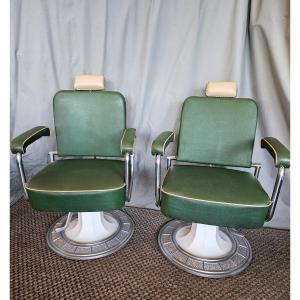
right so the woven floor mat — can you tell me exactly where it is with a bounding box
[11,199,289,299]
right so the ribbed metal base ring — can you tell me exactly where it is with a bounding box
[158,219,252,278]
[47,210,134,260]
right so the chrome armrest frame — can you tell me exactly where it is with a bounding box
[124,153,135,202]
[155,155,162,206]
[16,153,28,199]
[266,166,285,221]
[48,150,134,202]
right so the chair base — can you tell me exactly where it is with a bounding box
[46,210,134,260]
[158,219,252,278]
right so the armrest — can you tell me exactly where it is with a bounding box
[151,131,175,156]
[10,126,50,154]
[261,137,290,168]
[120,128,136,155]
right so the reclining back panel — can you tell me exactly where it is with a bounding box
[54,90,126,156]
[177,97,258,167]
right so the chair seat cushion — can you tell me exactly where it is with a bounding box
[160,165,271,228]
[26,159,125,212]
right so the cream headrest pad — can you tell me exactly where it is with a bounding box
[205,82,237,97]
[74,75,105,90]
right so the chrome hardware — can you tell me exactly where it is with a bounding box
[16,153,28,199]
[55,212,73,233]
[155,155,162,206]
[267,166,285,221]
[128,154,134,200]
[252,163,262,178]
[166,156,177,170]
[49,151,58,163]
[125,153,130,201]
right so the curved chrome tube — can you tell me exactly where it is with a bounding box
[266,166,285,221]
[125,153,130,201]
[16,153,28,199]
[155,155,162,206]
[128,154,134,200]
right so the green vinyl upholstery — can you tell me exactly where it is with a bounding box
[11,126,50,154]
[151,95,288,229]
[151,131,175,156]
[121,128,136,155]
[160,165,270,228]
[54,90,126,157]
[11,89,135,212]
[26,159,125,212]
[261,137,290,168]
[177,97,258,167]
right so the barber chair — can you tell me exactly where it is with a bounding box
[152,82,290,277]
[11,75,136,260]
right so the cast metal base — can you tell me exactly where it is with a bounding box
[47,210,134,260]
[158,219,252,278]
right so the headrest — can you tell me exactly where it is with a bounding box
[205,82,237,97]
[74,75,105,90]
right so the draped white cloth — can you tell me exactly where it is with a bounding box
[10,0,290,228]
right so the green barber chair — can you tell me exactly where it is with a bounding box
[151,82,290,278]
[11,75,136,260]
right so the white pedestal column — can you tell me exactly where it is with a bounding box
[176,223,232,259]
[65,212,118,243]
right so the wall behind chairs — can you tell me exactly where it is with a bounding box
[10,0,290,229]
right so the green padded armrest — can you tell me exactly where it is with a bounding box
[151,131,175,156]
[11,126,50,154]
[120,128,136,155]
[261,137,290,168]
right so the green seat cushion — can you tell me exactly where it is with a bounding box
[161,165,271,228]
[26,159,125,212]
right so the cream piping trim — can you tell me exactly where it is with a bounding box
[263,139,278,165]
[21,127,48,150]
[120,129,126,152]
[161,188,271,208]
[26,183,126,193]
[162,132,175,153]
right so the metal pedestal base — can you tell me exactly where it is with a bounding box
[47,210,134,260]
[158,220,252,278]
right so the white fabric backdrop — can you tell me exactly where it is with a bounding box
[10,0,290,228]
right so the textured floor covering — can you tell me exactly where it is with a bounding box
[11,199,290,300]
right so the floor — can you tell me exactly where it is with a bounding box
[11,198,290,300]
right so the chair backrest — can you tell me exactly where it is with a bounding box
[177,96,258,167]
[53,90,126,156]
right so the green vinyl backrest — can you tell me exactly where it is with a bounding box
[53,90,126,156]
[177,97,258,167]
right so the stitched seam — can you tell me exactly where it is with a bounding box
[161,188,271,208]
[162,132,175,153]
[26,183,126,193]
[21,127,48,150]
[263,139,278,165]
